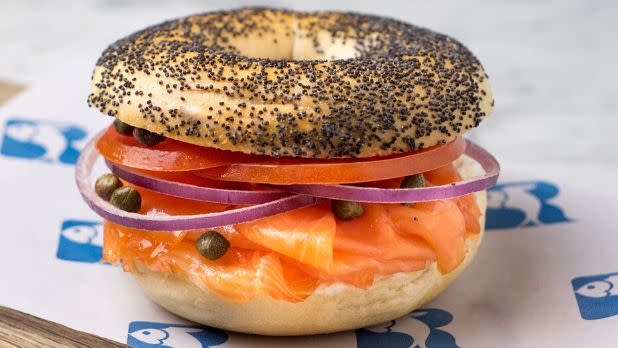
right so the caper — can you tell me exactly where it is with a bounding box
[109,187,141,213]
[133,128,165,146]
[113,119,134,135]
[401,174,425,206]
[331,200,364,220]
[95,173,123,201]
[196,230,230,260]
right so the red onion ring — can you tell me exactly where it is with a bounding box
[105,160,290,205]
[76,133,321,231]
[272,140,499,203]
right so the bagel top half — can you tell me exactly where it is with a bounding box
[88,8,493,158]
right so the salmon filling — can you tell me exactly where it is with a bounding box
[102,163,481,303]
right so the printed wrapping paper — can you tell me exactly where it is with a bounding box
[1,62,617,348]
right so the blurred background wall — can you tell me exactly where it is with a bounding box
[1,0,616,169]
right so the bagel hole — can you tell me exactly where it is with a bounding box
[225,29,360,61]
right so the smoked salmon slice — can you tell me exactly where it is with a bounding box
[236,203,336,271]
[387,201,466,274]
[425,163,482,236]
[104,222,317,302]
[334,204,436,261]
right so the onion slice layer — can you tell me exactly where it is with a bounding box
[76,133,320,231]
[106,161,290,205]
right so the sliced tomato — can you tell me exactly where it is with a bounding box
[97,124,466,184]
[195,137,466,184]
[96,125,254,171]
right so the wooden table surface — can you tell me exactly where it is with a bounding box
[0,81,22,106]
[0,80,128,347]
[0,306,127,347]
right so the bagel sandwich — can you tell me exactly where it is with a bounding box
[78,8,498,336]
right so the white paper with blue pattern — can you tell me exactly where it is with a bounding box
[1,61,617,348]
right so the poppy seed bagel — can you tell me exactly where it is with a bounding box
[88,8,493,158]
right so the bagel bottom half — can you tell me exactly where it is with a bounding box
[130,155,487,336]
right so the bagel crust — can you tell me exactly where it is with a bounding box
[129,155,487,335]
[88,8,493,158]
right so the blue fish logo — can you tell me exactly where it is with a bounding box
[127,322,228,348]
[56,220,103,263]
[486,181,570,229]
[0,118,87,164]
[572,272,618,320]
[356,308,459,348]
